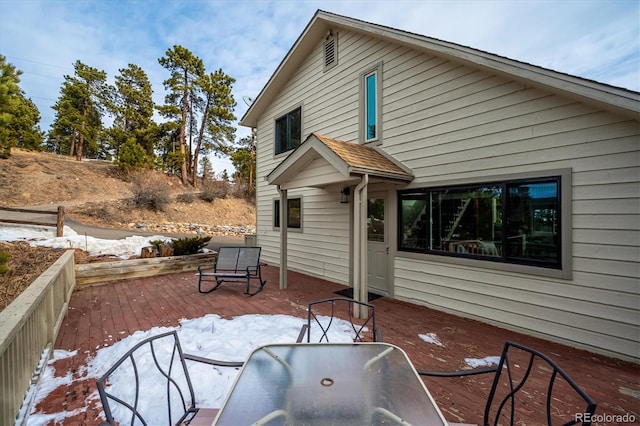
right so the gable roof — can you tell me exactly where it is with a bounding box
[240,10,640,128]
[266,133,413,188]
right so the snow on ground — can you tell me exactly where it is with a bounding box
[419,332,445,347]
[18,313,357,425]
[3,224,497,424]
[465,356,502,369]
[0,224,172,259]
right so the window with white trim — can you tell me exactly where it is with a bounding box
[365,71,377,141]
[360,63,382,144]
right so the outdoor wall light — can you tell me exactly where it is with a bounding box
[340,187,350,204]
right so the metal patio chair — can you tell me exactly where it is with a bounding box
[417,340,597,426]
[197,246,266,296]
[296,297,383,343]
[96,330,243,426]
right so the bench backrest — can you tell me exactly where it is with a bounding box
[216,247,261,272]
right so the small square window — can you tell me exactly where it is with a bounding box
[274,198,301,229]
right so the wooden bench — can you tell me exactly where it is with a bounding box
[197,247,266,296]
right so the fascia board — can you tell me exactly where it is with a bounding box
[266,138,350,185]
[322,11,640,116]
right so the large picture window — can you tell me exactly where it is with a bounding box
[274,198,301,229]
[275,107,301,155]
[399,177,561,268]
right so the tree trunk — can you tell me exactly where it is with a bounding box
[141,246,156,258]
[77,103,87,161]
[159,244,174,257]
[179,70,189,184]
[192,97,210,190]
[188,95,194,180]
[69,131,76,158]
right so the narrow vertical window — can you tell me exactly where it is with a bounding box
[365,71,377,141]
[361,63,382,144]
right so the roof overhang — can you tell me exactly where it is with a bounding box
[266,133,413,190]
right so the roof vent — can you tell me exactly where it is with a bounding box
[323,31,337,71]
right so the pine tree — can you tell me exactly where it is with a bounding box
[50,61,108,160]
[158,45,204,184]
[107,64,155,159]
[230,135,256,196]
[0,55,43,157]
[192,69,236,188]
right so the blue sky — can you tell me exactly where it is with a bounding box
[1,0,638,173]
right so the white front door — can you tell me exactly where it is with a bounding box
[367,195,388,294]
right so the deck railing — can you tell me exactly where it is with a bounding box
[0,250,75,426]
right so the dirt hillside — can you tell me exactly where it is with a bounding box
[0,149,256,227]
[0,148,256,311]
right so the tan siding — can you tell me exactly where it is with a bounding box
[574,242,639,263]
[571,271,638,293]
[394,258,638,359]
[574,214,638,230]
[285,157,347,188]
[398,284,638,359]
[254,29,397,284]
[574,198,639,214]
[253,26,640,360]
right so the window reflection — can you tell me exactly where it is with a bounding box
[398,178,561,268]
[506,182,558,263]
[367,198,384,242]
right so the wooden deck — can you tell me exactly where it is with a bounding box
[34,265,638,425]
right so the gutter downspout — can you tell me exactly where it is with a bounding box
[278,185,288,289]
[352,174,368,318]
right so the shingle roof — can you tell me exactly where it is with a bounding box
[313,133,412,178]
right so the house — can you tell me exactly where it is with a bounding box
[239,10,640,361]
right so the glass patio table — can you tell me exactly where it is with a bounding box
[213,342,448,425]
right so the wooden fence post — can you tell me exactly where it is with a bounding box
[56,206,65,237]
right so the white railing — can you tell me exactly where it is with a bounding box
[0,250,75,426]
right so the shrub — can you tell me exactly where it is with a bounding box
[130,171,171,211]
[0,128,13,159]
[115,138,149,173]
[199,179,228,202]
[176,192,196,204]
[0,251,9,275]
[170,236,211,255]
[149,239,170,250]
